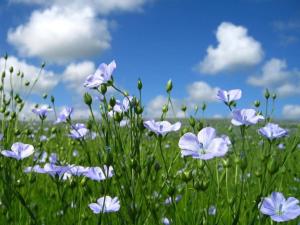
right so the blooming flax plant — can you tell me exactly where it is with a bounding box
[0,56,299,225]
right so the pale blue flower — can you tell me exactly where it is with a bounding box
[32,105,52,119]
[178,127,230,160]
[69,123,89,139]
[1,142,34,160]
[84,60,116,88]
[144,120,181,136]
[258,123,288,140]
[259,192,300,222]
[89,196,120,213]
[55,107,73,124]
[217,89,242,103]
[231,109,264,126]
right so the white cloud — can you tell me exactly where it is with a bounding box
[10,0,150,15]
[7,6,111,64]
[275,83,300,97]
[187,81,218,103]
[0,56,59,94]
[62,61,95,95]
[198,22,263,74]
[282,104,300,119]
[145,95,185,119]
[247,58,300,96]
[247,58,293,87]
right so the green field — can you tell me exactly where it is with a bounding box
[0,57,299,225]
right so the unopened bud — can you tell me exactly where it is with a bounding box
[109,97,116,107]
[254,100,260,108]
[189,117,196,127]
[84,93,92,106]
[137,79,143,90]
[264,89,270,99]
[100,84,107,95]
[166,79,173,93]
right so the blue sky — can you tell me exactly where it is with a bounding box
[0,0,300,119]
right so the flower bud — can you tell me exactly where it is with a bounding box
[254,100,260,108]
[41,62,46,68]
[189,117,196,127]
[42,93,48,99]
[162,105,168,113]
[25,81,30,86]
[135,106,143,115]
[195,122,203,132]
[51,127,57,134]
[9,66,13,74]
[222,159,230,168]
[51,95,55,103]
[181,170,192,182]
[10,112,17,120]
[137,79,143,90]
[264,89,270,99]
[84,93,92,106]
[272,93,277,100]
[1,71,5,79]
[166,79,173,93]
[100,84,107,95]
[114,112,123,123]
[4,53,8,60]
[201,102,206,111]
[14,128,21,136]
[0,106,5,113]
[4,111,10,117]
[109,97,116,108]
[167,185,176,196]
[181,105,187,112]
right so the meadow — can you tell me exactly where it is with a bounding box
[0,56,299,225]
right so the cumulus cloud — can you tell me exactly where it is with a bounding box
[10,0,150,15]
[62,61,96,95]
[282,104,300,119]
[247,58,294,87]
[198,22,263,74]
[0,56,59,94]
[145,95,185,119]
[7,6,111,64]
[275,83,300,97]
[248,58,300,97]
[187,81,219,103]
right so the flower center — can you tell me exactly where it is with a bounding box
[276,203,284,216]
[159,124,163,131]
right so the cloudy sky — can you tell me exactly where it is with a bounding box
[0,0,299,119]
